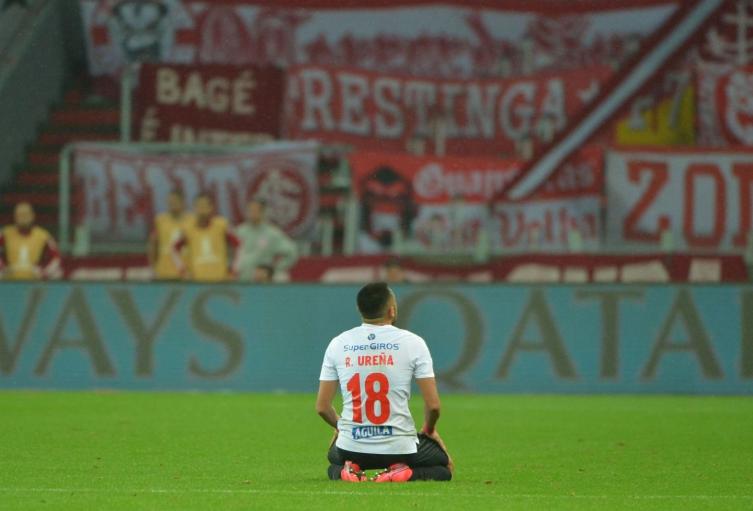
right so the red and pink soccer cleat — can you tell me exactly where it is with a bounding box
[372,463,413,483]
[340,461,366,482]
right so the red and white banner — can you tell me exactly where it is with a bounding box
[606,149,753,250]
[694,0,753,122]
[286,65,610,157]
[79,1,676,80]
[351,148,603,253]
[72,141,320,242]
[134,63,286,144]
[696,63,753,147]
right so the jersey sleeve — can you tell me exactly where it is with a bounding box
[319,341,339,381]
[412,336,435,379]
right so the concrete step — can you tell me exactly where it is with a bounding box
[1,191,60,207]
[16,172,59,186]
[28,149,61,167]
[38,130,118,146]
[50,107,120,127]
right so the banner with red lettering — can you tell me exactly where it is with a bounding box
[79,1,676,80]
[606,149,753,251]
[286,65,610,157]
[134,63,286,144]
[351,148,603,253]
[72,141,320,243]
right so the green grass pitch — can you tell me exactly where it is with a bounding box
[1,392,752,511]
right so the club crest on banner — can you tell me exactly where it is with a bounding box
[722,69,753,145]
[247,157,315,237]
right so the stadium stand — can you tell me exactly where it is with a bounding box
[0,80,120,232]
[1,0,752,282]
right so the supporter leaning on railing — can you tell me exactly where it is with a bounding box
[0,202,61,280]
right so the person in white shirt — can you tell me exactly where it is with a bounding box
[235,199,298,281]
[316,282,453,482]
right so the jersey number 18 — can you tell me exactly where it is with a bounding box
[346,372,390,425]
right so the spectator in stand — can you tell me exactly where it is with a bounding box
[148,189,193,280]
[236,198,298,282]
[0,202,61,280]
[171,193,240,282]
[383,257,408,283]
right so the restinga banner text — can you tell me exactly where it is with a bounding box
[285,64,610,156]
[135,63,286,144]
[72,141,320,242]
[606,149,753,251]
[1,283,751,394]
[350,149,603,253]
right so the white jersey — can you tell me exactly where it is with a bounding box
[319,323,434,454]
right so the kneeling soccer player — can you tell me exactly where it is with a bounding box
[315,282,453,482]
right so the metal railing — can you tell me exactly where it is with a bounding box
[119,63,138,143]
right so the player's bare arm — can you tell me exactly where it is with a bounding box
[416,376,454,472]
[416,376,440,433]
[316,380,340,429]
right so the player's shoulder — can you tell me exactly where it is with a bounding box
[179,215,195,231]
[32,226,51,239]
[267,222,287,237]
[179,213,194,228]
[387,325,426,344]
[213,215,229,229]
[155,212,172,226]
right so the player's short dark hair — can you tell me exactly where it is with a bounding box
[357,282,393,320]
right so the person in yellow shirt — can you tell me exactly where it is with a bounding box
[0,202,61,280]
[171,193,240,282]
[148,189,192,279]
